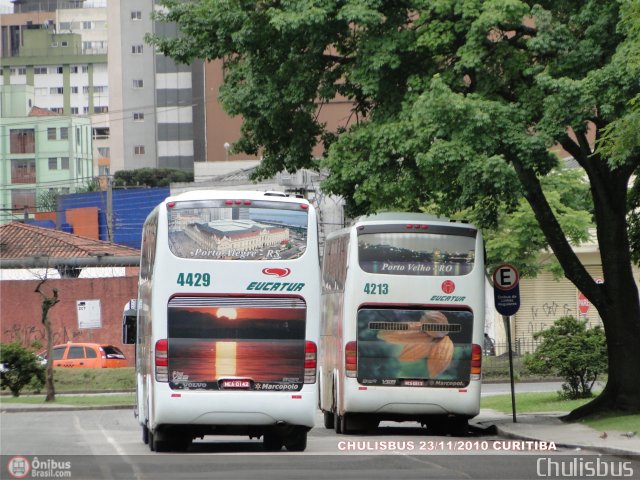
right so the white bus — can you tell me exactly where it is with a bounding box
[124,190,320,452]
[319,213,485,435]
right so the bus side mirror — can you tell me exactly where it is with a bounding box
[122,310,136,344]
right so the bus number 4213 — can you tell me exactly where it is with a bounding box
[364,283,389,295]
[177,272,211,287]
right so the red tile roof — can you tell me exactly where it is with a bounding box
[28,106,61,117]
[0,222,140,259]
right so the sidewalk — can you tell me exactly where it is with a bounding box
[475,409,640,457]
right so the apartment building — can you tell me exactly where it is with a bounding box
[0,84,92,222]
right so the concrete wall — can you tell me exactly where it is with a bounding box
[0,276,138,366]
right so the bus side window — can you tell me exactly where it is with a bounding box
[123,310,137,344]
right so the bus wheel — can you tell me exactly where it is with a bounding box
[334,414,343,434]
[449,417,469,437]
[323,411,334,429]
[263,433,284,452]
[284,430,307,452]
[142,424,149,445]
[148,431,156,452]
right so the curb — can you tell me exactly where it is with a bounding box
[494,424,640,458]
[1,404,135,413]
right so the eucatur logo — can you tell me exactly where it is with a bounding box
[262,268,291,278]
[441,280,456,294]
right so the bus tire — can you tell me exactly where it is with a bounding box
[142,424,149,445]
[323,411,334,429]
[148,431,156,452]
[263,433,284,452]
[449,417,469,437]
[284,430,307,452]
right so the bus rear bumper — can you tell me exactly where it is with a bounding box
[151,387,317,429]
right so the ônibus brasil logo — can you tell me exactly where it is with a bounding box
[7,456,30,479]
[262,267,291,278]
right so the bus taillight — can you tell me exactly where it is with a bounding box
[155,339,169,382]
[304,341,317,384]
[345,341,357,378]
[471,343,482,380]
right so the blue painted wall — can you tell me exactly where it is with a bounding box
[58,188,169,249]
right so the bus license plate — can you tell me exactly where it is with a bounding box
[220,379,252,389]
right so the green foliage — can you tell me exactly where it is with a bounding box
[524,317,607,400]
[0,342,45,397]
[37,190,59,213]
[113,168,194,188]
[76,178,101,193]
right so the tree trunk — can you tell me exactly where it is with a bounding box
[44,316,55,402]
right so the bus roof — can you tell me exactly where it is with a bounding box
[165,190,310,205]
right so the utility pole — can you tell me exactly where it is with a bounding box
[106,176,113,242]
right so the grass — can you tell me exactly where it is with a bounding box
[48,367,135,392]
[0,394,134,406]
[481,391,640,433]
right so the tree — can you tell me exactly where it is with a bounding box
[524,316,607,400]
[149,1,640,418]
[35,279,59,402]
[113,168,194,188]
[0,342,45,397]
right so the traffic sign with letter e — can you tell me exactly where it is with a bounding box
[493,264,521,316]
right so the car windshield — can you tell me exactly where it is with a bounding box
[102,346,126,359]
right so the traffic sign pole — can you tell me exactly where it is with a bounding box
[493,264,521,424]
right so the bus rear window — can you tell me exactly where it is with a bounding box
[167,200,308,260]
[358,230,476,276]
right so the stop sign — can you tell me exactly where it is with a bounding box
[578,292,590,315]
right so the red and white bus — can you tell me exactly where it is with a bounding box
[125,190,320,452]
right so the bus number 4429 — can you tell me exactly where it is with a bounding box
[364,283,389,295]
[177,272,211,287]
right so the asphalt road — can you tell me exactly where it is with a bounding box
[2,405,632,480]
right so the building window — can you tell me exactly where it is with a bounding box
[51,107,64,114]
[61,41,68,47]
[82,65,89,73]
[97,147,110,158]
[131,10,142,20]
[131,44,143,54]
[10,129,35,153]
[48,158,58,170]
[134,145,145,155]
[98,165,110,176]
[71,86,78,94]
[82,21,93,29]
[59,22,71,31]
[133,112,144,121]
[60,157,69,169]
[76,127,81,145]
[47,128,56,140]
[49,87,64,95]
[83,107,89,114]
[34,66,47,74]
[94,106,108,113]
[77,158,83,176]
[70,66,78,73]
[11,189,36,213]
[11,159,36,183]
[55,66,63,74]
[60,127,68,140]
[11,67,26,75]
[71,107,79,114]
[51,42,58,47]
[93,86,107,94]
[132,79,144,88]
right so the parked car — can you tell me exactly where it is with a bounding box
[41,343,127,368]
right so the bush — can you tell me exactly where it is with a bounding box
[0,342,45,397]
[523,316,607,400]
